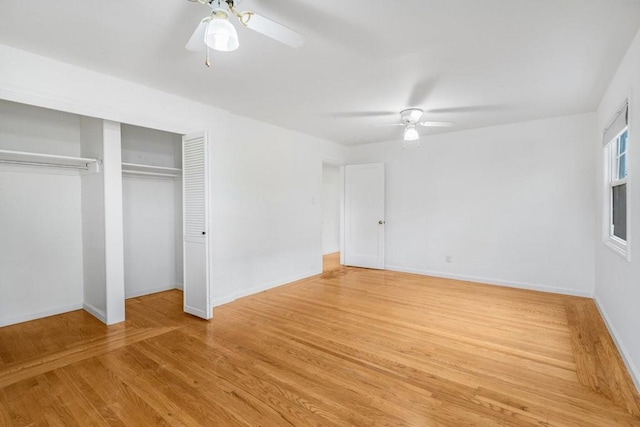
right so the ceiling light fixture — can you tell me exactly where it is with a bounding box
[205,11,239,51]
[404,125,419,141]
[403,124,420,149]
[187,0,305,67]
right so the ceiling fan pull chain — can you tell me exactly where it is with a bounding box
[205,46,211,67]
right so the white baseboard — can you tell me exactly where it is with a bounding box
[83,302,107,324]
[0,303,83,328]
[211,295,237,308]
[236,269,322,300]
[125,285,178,299]
[385,265,594,298]
[212,268,322,309]
[594,296,640,393]
[323,248,340,256]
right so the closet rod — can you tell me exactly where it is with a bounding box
[122,170,180,178]
[0,159,89,170]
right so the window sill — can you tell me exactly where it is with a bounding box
[603,238,631,261]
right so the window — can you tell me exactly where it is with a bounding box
[603,101,629,258]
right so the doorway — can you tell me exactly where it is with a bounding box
[322,162,341,273]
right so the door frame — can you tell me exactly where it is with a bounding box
[321,158,346,267]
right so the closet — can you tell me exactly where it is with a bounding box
[0,99,187,327]
[121,124,183,299]
[0,100,91,326]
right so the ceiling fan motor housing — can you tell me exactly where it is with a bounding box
[400,108,424,124]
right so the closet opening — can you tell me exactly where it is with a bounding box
[121,124,184,299]
[0,100,88,327]
[0,98,202,326]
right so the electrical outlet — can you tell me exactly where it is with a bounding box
[445,255,452,263]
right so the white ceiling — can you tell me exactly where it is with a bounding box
[1,0,639,145]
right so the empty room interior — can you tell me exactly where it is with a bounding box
[2,0,640,425]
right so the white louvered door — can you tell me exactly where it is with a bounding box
[182,132,211,319]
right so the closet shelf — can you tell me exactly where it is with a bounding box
[0,149,101,171]
[121,162,182,178]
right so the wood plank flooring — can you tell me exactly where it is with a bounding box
[1,253,639,426]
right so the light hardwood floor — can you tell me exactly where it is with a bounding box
[1,253,639,426]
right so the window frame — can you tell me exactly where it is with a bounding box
[603,111,631,261]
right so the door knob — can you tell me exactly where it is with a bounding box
[378,220,385,225]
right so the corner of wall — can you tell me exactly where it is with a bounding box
[593,295,640,393]
[82,301,107,324]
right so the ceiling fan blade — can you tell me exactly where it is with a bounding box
[419,121,455,127]
[374,123,404,127]
[242,12,306,48]
[427,105,507,114]
[185,19,208,52]
[407,77,438,107]
[327,111,396,118]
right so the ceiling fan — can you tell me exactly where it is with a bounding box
[379,109,454,147]
[326,78,509,147]
[186,0,306,66]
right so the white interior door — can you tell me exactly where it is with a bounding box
[182,132,211,319]
[344,163,385,269]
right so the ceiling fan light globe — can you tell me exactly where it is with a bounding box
[205,17,239,51]
[404,125,419,141]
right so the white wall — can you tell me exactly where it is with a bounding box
[217,114,343,305]
[80,117,107,320]
[121,124,182,298]
[0,173,84,326]
[0,101,84,326]
[322,163,341,254]
[121,125,181,167]
[348,113,596,296]
[175,167,183,288]
[0,44,346,310]
[0,99,82,156]
[102,120,125,325]
[595,27,640,390]
[79,118,125,324]
[123,176,178,297]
